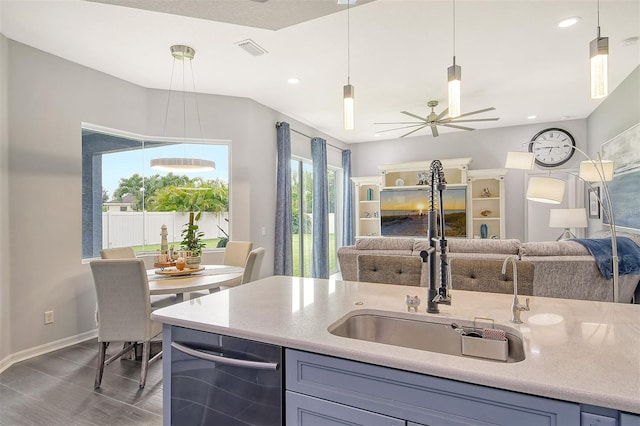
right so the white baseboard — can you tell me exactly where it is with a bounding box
[0,329,98,375]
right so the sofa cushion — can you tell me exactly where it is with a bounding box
[520,241,590,257]
[356,237,414,251]
[357,255,422,286]
[448,238,521,255]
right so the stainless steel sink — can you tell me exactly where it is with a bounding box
[328,312,525,363]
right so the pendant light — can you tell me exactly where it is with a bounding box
[447,0,461,118]
[150,45,215,173]
[343,1,355,130]
[590,0,608,99]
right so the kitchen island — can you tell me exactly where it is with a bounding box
[152,276,640,424]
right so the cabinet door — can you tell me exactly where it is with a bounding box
[621,412,640,426]
[287,391,404,426]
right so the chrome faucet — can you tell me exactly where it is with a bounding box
[501,256,530,324]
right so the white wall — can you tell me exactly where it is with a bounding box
[350,119,588,241]
[3,39,346,358]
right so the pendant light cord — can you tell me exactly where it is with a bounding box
[596,0,601,37]
[162,58,177,136]
[347,0,351,85]
[452,0,456,64]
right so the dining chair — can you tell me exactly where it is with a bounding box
[357,254,422,286]
[90,258,163,389]
[100,246,136,259]
[241,247,266,284]
[223,241,254,267]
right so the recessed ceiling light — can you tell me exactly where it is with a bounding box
[561,115,571,120]
[558,17,580,28]
[374,133,381,137]
[287,77,300,84]
[527,115,537,120]
[621,36,639,47]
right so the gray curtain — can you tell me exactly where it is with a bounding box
[342,149,354,247]
[311,137,329,279]
[274,122,293,276]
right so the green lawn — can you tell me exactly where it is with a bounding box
[134,235,336,278]
[292,233,337,277]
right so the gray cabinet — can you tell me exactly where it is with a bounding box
[286,391,404,426]
[621,412,640,426]
[286,349,580,425]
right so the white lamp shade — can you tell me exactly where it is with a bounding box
[549,208,588,228]
[505,151,535,170]
[579,160,614,182]
[526,177,566,204]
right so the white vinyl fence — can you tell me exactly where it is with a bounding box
[102,211,229,249]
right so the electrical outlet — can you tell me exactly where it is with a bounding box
[44,311,54,325]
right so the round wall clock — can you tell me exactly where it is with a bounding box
[528,128,576,167]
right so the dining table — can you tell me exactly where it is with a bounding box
[147,264,243,302]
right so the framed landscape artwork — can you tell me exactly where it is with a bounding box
[601,122,640,232]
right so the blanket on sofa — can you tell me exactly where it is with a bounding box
[572,237,640,280]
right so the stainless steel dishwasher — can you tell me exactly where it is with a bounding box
[168,326,283,426]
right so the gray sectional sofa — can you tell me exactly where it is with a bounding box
[337,235,640,303]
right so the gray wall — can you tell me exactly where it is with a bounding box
[350,119,588,241]
[586,66,640,233]
[2,39,345,359]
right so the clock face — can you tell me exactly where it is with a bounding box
[528,128,575,167]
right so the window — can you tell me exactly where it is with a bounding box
[82,126,229,259]
[290,157,339,277]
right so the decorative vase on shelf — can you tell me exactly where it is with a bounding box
[367,188,374,201]
[480,224,488,239]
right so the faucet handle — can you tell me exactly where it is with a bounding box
[523,298,530,311]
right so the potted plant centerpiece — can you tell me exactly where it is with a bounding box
[180,211,206,269]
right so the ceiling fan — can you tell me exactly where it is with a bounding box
[375,100,499,138]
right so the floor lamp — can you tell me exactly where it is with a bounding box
[505,146,619,302]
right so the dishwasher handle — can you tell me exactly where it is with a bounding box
[171,341,279,371]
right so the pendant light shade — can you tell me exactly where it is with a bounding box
[151,45,213,173]
[448,60,461,118]
[150,158,215,172]
[343,83,355,130]
[590,0,608,99]
[526,177,566,204]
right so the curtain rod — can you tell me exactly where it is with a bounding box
[276,122,344,152]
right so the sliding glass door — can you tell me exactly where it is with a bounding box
[291,158,339,277]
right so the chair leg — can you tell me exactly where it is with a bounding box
[139,341,151,389]
[94,342,107,389]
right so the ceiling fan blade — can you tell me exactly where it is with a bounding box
[401,111,428,122]
[374,121,424,125]
[455,107,496,118]
[442,117,500,123]
[400,125,428,138]
[436,107,449,121]
[376,124,427,133]
[441,123,476,131]
[431,125,439,137]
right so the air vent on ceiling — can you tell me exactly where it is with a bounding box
[235,39,268,57]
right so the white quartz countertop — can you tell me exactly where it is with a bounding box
[151,276,640,414]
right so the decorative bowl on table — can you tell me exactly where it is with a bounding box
[153,261,176,270]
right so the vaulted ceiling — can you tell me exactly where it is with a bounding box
[2,0,639,143]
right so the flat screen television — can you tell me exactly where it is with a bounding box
[380,187,467,237]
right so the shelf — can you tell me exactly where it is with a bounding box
[360,200,379,204]
[472,197,500,201]
[473,217,500,221]
[359,218,380,221]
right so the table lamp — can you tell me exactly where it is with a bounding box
[549,208,588,240]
